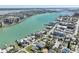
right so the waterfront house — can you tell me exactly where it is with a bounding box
[6,46,14,52]
[45,26,53,29]
[0,49,2,53]
[0,22,2,27]
[4,18,13,24]
[35,32,43,37]
[0,49,7,53]
[16,38,29,47]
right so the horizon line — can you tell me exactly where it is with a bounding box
[0,5,79,8]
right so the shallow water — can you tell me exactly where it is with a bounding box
[0,11,74,48]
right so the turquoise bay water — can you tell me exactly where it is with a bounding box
[0,12,74,48]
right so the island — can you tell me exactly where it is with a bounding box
[0,8,62,27]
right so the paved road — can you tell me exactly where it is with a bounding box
[74,19,79,35]
[45,23,58,37]
[18,23,58,53]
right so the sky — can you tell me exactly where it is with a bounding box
[0,5,79,8]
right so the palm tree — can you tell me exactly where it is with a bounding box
[67,41,71,48]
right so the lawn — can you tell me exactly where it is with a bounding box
[25,45,33,53]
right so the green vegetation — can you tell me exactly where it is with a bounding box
[25,45,33,53]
